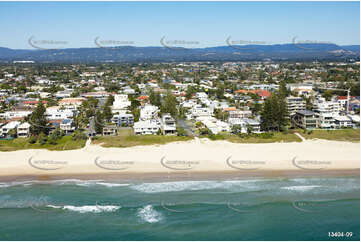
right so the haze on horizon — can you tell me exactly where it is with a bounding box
[0,1,359,49]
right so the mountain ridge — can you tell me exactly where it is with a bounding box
[0,43,359,63]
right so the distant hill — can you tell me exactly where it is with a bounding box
[0,43,359,63]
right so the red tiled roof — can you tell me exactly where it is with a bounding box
[255,90,271,97]
[137,96,149,100]
[23,101,48,104]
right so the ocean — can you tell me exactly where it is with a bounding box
[0,176,359,241]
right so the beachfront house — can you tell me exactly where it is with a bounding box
[133,119,160,135]
[60,119,76,134]
[315,112,335,129]
[0,121,21,138]
[243,118,261,133]
[334,116,353,129]
[347,115,360,128]
[17,122,31,138]
[293,110,317,130]
[197,117,231,134]
[102,125,118,136]
[111,113,134,127]
[161,113,176,135]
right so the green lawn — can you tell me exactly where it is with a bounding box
[297,129,360,142]
[0,136,86,152]
[92,128,193,148]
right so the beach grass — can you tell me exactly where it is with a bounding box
[0,136,86,152]
[298,128,360,142]
[203,131,302,143]
[92,128,193,148]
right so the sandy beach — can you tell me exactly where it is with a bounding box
[0,138,359,181]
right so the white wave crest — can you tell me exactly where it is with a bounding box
[46,205,120,213]
[281,185,322,192]
[130,180,265,193]
[137,205,163,223]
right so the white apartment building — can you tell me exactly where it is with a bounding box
[17,122,31,138]
[161,113,176,135]
[112,94,131,113]
[133,119,161,135]
[140,104,159,121]
[58,98,85,110]
[0,110,32,120]
[286,96,306,116]
[60,119,76,134]
[316,112,335,129]
[190,105,213,119]
[334,116,353,128]
[46,107,74,120]
[0,121,21,137]
[313,97,341,115]
[197,117,230,134]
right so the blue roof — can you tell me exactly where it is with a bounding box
[62,119,73,124]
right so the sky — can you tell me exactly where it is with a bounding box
[0,1,359,49]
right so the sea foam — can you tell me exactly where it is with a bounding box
[137,205,163,223]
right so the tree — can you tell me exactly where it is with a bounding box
[94,110,104,134]
[30,103,48,136]
[216,84,225,99]
[260,93,288,132]
[149,90,161,107]
[322,90,333,101]
[161,91,178,117]
[231,124,243,134]
[105,95,114,107]
[278,80,289,98]
[185,85,196,99]
[103,105,112,123]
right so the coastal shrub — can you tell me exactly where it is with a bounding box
[195,121,202,128]
[208,134,225,140]
[176,127,188,137]
[38,133,47,145]
[48,136,58,145]
[258,132,274,139]
[199,127,210,136]
[28,136,37,144]
[72,130,88,141]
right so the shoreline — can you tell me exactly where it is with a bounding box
[0,138,359,182]
[0,169,359,183]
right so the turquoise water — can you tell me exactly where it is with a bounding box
[0,177,359,241]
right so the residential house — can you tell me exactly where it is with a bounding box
[293,110,318,130]
[197,116,230,134]
[0,121,21,137]
[102,125,118,136]
[46,106,74,120]
[111,113,134,126]
[60,119,76,134]
[140,104,159,121]
[133,120,160,135]
[161,113,176,135]
[334,116,353,129]
[112,94,131,113]
[17,122,31,138]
